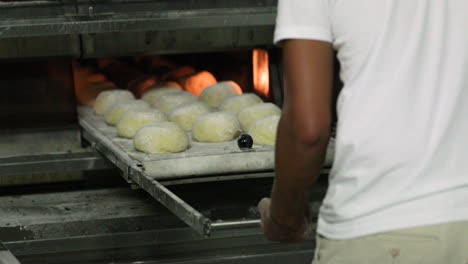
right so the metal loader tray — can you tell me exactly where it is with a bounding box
[78,106,332,236]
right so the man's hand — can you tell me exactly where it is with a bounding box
[258,198,310,242]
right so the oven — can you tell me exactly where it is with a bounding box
[0,1,336,263]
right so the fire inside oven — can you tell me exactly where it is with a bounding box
[0,49,279,131]
[74,49,273,107]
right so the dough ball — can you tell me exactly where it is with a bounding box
[180,71,217,96]
[199,81,242,108]
[238,103,281,131]
[152,91,197,114]
[117,109,167,138]
[104,100,150,126]
[94,89,134,115]
[141,85,182,104]
[169,101,211,131]
[219,93,263,113]
[248,115,280,145]
[134,122,189,154]
[192,112,241,143]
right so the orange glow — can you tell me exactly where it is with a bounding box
[85,73,106,83]
[133,77,157,98]
[253,49,270,98]
[180,71,218,96]
[73,62,117,106]
[162,66,196,81]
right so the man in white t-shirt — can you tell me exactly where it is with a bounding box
[258,0,468,263]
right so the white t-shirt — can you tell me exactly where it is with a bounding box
[275,0,468,239]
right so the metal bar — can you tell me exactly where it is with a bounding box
[160,171,274,186]
[211,219,261,230]
[81,123,135,182]
[0,7,276,39]
[0,242,20,264]
[0,151,113,177]
[129,168,211,236]
[210,202,321,232]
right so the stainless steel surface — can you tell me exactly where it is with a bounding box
[81,128,134,182]
[6,228,314,264]
[0,242,20,264]
[130,168,212,236]
[211,219,261,230]
[0,0,76,20]
[0,1,277,58]
[81,26,274,58]
[0,6,275,39]
[0,179,321,263]
[0,151,113,177]
[80,105,330,236]
[0,35,80,59]
[79,107,270,236]
[160,171,274,186]
[0,127,81,158]
[84,124,263,236]
[79,106,277,181]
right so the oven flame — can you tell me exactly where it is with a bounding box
[181,71,217,96]
[253,49,270,98]
[73,61,117,106]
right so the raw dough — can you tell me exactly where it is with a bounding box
[219,93,263,113]
[152,91,197,114]
[104,100,150,126]
[94,89,134,115]
[141,85,182,104]
[192,112,241,142]
[199,81,242,108]
[169,101,211,131]
[134,122,189,154]
[248,115,280,145]
[238,103,281,131]
[117,109,167,138]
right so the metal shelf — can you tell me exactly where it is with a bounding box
[81,116,324,237]
[0,1,276,58]
[0,7,276,39]
[0,151,113,177]
[0,241,20,264]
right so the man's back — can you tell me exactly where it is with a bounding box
[275,0,468,239]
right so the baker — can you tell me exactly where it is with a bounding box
[259,0,468,263]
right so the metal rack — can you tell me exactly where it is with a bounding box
[80,112,271,236]
[0,152,112,178]
[79,107,327,237]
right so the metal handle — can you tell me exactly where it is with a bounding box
[0,242,21,264]
[210,219,261,231]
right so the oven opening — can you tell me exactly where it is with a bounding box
[74,49,276,107]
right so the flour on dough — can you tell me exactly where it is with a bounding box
[248,115,280,145]
[219,93,263,113]
[134,122,189,154]
[192,112,241,142]
[238,103,281,131]
[117,109,167,138]
[94,89,134,115]
[104,100,150,126]
[169,101,211,131]
[199,81,242,108]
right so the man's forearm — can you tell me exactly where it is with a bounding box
[270,111,330,231]
[269,39,333,233]
[259,39,333,241]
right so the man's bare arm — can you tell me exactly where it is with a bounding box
[259,39,333,241]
